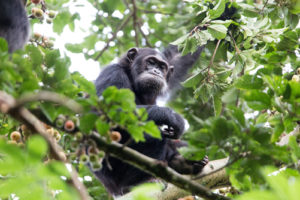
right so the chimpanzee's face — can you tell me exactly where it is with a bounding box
[130,48,172,96]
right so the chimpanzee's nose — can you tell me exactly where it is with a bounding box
[153,68,160,75]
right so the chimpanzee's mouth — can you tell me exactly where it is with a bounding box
[149,72,163,79]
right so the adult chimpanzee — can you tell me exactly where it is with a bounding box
[94,46,208,196]
[0,0,29,52]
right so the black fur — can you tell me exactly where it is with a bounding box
[0,0,29,52]
[94,46,207,196]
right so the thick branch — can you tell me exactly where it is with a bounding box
[16,91,83,113]
[90,133,230,200]
[117,158,230,200]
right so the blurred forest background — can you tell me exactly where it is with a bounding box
[0,0,299,200]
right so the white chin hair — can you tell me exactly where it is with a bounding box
[137,73,168,95]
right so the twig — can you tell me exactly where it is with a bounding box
[208,39,221,71]
[138,8,173,15]
[260,0,269,15]
[41,0,46,12]
[0,91,90,200]
[131,0,140,46]
[137,19,153,48]
[122,0,130,10]
[229,32,240,55]
[94,12,134,61]
[90,132,231,200]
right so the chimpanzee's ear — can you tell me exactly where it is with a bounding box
[167,65,174,81]
[127,48,138,62]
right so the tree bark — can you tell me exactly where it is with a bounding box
[116,158,230,200]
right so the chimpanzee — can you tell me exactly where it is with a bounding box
[94,46,208,196]
[0,0,29,52]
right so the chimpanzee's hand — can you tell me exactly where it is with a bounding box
[168,154,209,175]
[146,105,185,139]
[186,155,209,174]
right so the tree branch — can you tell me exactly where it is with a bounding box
[15,91,83,113]
[137,19,153,48]
[90,132,230,200]
[0,91,90,200]
[131,0,140,46]
[117,158,230,200]
[94,12,134,61]
[138,8,173,15]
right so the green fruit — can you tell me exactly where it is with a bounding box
[80,154,89,163]
[92,162,102,170]
[46,18,53,24]
[89,154,98,162]
[48,10,56,18]
[34,8,44,18]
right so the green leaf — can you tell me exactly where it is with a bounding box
[54,59,70,81]
[72,72,96,95]
[182,72,204,88]
[27,136,48,160]
[222,88,239,104]
[212,117,232,139]
[131,183,162,200]
[209,0,226,20]
[235,75,263,90]
[213,95,222,116]
[195,83,212,103]
[208,24,228,39]
[53,11,73,34]
[195,30,214,45]
[212,20,237,27]
[40,102,57,122]
[171,34,189,45]
[0,38,8,52]
[144,121,161,139]
[65,43,84,53]
[117,89,136,111]
[79,113,98,133]
[228,106,245,127]
[128,125,145,142]
[95,118,110,136]
[243,90,271,110]
[182,37,197,56]
[26,45,43,67]
[45,49,61,68]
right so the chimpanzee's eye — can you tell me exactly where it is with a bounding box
[160,64,167,71]
[147,58,156,65]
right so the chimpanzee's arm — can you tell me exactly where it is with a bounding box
[137,105,185,139]
[163,45,204,90]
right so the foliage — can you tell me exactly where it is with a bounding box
[0,0,299,199]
